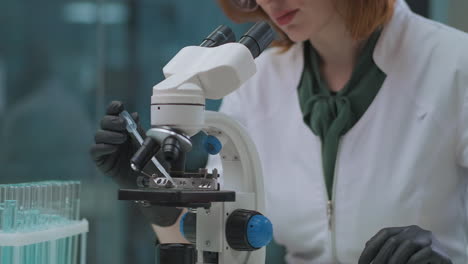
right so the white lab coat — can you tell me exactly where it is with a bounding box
[208,0,468,263]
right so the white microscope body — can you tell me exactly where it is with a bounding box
[147,24,273,264]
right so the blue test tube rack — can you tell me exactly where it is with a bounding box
[0,181,88,264]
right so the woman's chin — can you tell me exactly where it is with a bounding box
[285,33,308,43]
[282,26,311,43]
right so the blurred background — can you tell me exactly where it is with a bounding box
[0,0,466,263]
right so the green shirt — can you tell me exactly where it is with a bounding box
[297,31,386,200]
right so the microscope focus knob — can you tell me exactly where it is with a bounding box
[226,209,273,251]
[180,212,197,244]
[203,135,222,155]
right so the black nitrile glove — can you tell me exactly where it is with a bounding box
[91,101,144,188]
[90,101,182,227]
[358,225,452,264]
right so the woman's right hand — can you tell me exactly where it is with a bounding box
[90,101,184,227]
[90,101,143,188]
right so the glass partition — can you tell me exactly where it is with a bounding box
[0,1,250,263]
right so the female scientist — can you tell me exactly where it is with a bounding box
[91,0,468,263]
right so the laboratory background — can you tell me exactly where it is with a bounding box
[0,0,467,263]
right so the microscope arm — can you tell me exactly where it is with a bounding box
[204,111,265,212]
[193,111,266,264]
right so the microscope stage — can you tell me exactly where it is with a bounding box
[118,188,236,208]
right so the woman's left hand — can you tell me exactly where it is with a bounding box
[358,225,452,264]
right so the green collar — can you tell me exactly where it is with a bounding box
[297,30,386,200]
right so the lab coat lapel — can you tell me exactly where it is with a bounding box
[373,0,411,74]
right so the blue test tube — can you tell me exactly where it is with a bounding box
[38,182,48,227]
[50,182,57,221]
[59,182,66,223]
[72,182,81,221]
[4,185,18,232]
[80,232,87,264]
[15,185,26,231]
[53,182,64,223]
[23,184,32,230]
[45,182,53,226]
[0,185,5,203]
[2,246,13,264]
[71,235,78,264]
[4,200,17,232]
[64,182,72,221]
[31,185,40,230]
[0,185,5,231]
[0,203,4,231]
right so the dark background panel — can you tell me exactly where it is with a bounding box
[407,0,430,17]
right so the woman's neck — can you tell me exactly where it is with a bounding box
[309,17,366,92]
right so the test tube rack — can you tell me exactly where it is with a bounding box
[0,181,88,264]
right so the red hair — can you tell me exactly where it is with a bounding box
[217,0,396,49]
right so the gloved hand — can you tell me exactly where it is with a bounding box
[90,101,182,227]
[358,225,452,264]
[90,101,143,188]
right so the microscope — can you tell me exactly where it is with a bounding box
[118,22,275,264]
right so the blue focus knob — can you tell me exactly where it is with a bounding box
[247,215,273,248]
[203,135,222,155]
[179,212,197,244]
[179,212,188,236]
[226,209,273,251]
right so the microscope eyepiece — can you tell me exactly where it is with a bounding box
[239,21,275,58]
[200,25,236,47]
